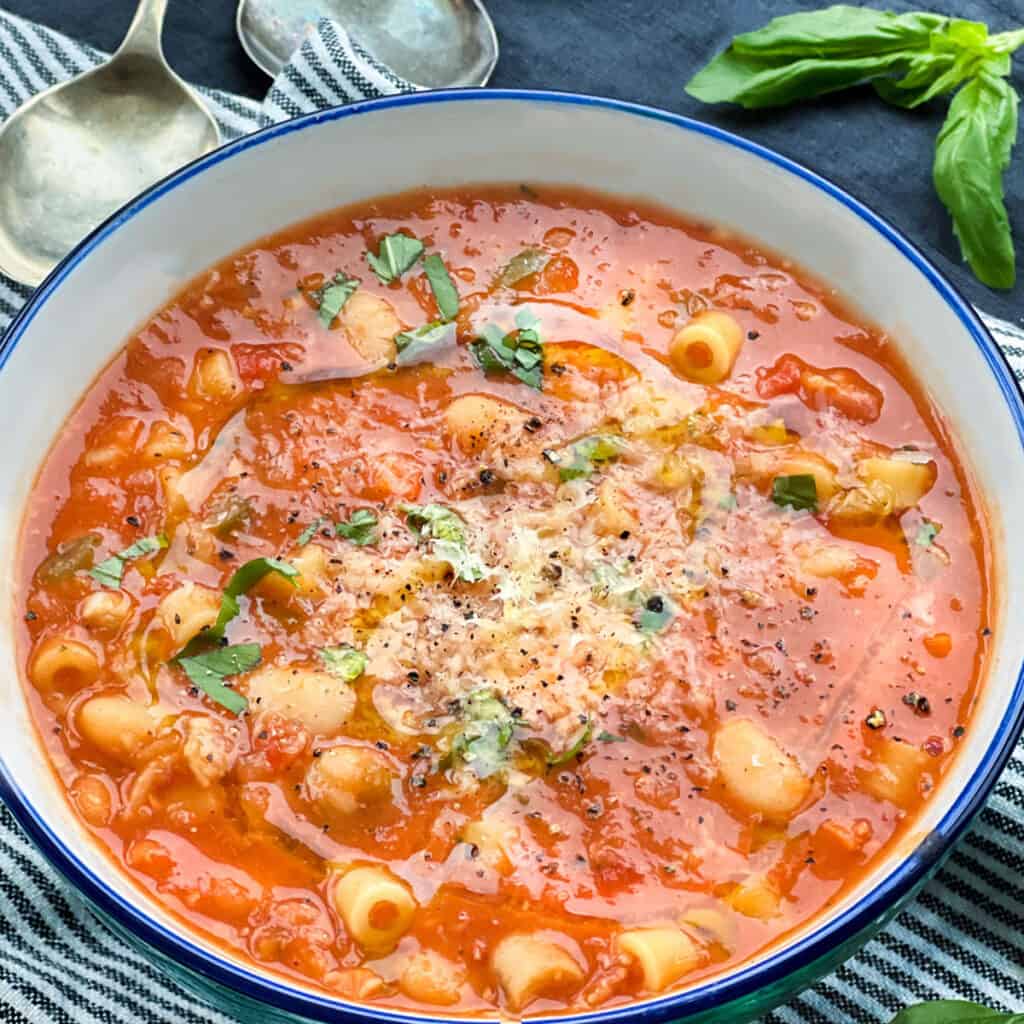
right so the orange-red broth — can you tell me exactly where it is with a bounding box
[18,186,991,1015]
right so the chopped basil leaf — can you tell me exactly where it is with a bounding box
[547,720,592,765]
[366,233,424,284]
[298,516,328,547]
[336,508,378,546]
[178,642,260,715]
[636,593,675,634]
[422,253,460,321]
[771,473,818,512]
[87,560,126,590]
[395,320,457,366]
[89,534,168,589]
[499,248,548,287]
[178,556,298,659]
[916,519,940,547]
[470,307,545,390]
[318,644,368,682]
[401,503,468,544]
[451,690,515,778]
[399,503,487,582]
[597,730,627,743]
[431,539,488,584]
[316,272,359,327]
[555,434,626,482]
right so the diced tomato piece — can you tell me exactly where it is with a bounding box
[756,354,883,424]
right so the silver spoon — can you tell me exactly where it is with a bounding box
[236,0,498,88]
[0,0,221,287]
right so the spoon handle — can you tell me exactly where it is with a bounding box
[117,0,168,60]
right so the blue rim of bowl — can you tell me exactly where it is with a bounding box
[1,88,1023,1024]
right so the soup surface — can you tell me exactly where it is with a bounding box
[19,185,991,1015]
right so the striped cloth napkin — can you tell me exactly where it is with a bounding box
[0,8,1021,1023]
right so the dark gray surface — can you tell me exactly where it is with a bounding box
[6,0,1024,322]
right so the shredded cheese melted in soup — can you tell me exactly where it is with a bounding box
[20,186,991,1015]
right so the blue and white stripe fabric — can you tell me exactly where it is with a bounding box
[0,7,1020,1022]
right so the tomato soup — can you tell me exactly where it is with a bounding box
[17,186,991,1015]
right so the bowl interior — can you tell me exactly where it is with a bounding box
[1,92,1022,1021]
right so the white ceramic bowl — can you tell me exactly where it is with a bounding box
[1,91,1022,1024]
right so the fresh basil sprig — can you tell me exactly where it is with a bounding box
[685,6,1024,288]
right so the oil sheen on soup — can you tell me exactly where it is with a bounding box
[19,186,991,1015]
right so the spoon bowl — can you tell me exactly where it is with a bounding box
[236,0,498,88]
[0,0,220,287]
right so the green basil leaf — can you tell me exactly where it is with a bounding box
[395,320,457,366]
[512,363,543,390]
[938,19,992,53]
[989,28,1024,56]
[422,253,460,321]
[432,539,488,583]
[933,69,1018,288]
[400,503,467,544]
[366,233,424,284]
[336,508,378,546]
[685,7,957,110]
[915,520,940,547]
[400,504,487,582]
[730,6,947,59]
[499,247,548,286]
[316,272,359,327]
[686,48,910,109]
[875,36,1005,110]
[298,516,328,547]
[547,720,592,766]
[451,690,516,778]
[772,473,818,511]
[178,556,298,659]
[318,644,368,682]
[556,435,626,483]
[889,1000,1015,1024]
[178,642,260,715]
[87,560,126,589]
[89,534,168,589]
[471,309,545,390]
[597,730,627,743]
[874,50,965,108]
